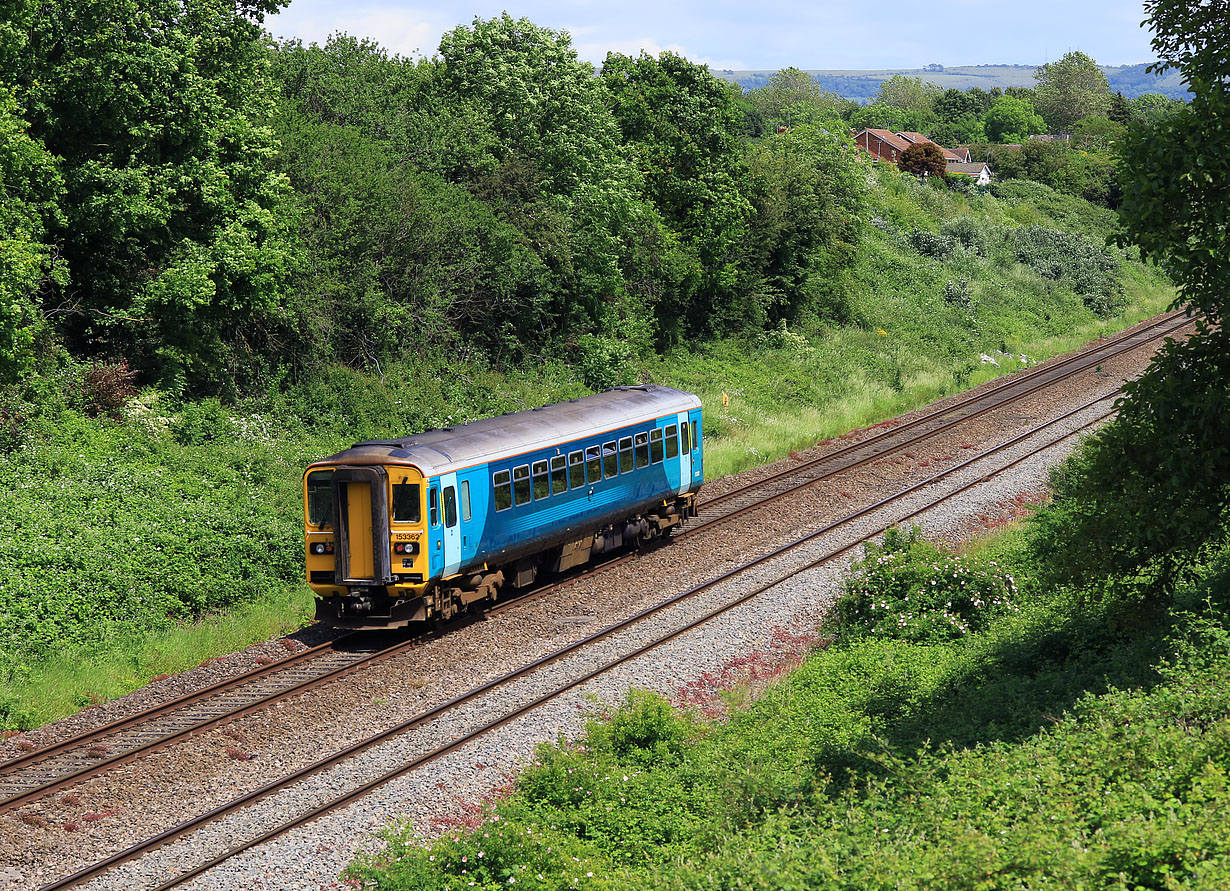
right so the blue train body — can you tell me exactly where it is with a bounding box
[304,386,703,627]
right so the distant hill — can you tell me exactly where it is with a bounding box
[716,63,1188,102]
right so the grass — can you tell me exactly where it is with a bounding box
[0,585,314,728]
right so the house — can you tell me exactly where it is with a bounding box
[946,162,993,186]
[852,128,970,168]
[851,128,915,164]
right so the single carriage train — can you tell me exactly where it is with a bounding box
[304,385,704,628]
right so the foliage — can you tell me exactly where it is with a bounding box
[897,142,947,178]
[1032,0,1230,589]
[873,75,941,115]
[5,0,294,395]
[983,94,1045,142]
[352,528,1230,891]
[835,527,1019,642]
[1034,50,1113,132]
[1007,225,1124,315]
[0,88,63,383]
[601,51,753,338]
[746,67,854,128]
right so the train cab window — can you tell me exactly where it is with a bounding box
[306,471,334,526]
[665,425,679,460]
[532,460,550,500]
[603,441,618,479]
[618,437,633,473]
[635,432,650,469]
[461,480,472,521]
[443,486,458,528]
[681,421,691,453]
[392,481,421,523]
[513,465,531,506]
[586,446,601,483]
[550,455,568,495]
[650,428,664,464]
[691,420,698,451]
[493,470,512,512]
[429,486,439,525]
[569,451,585,489]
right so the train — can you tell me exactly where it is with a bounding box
[303,385,704,628]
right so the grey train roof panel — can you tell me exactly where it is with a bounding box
[314,385,702,478]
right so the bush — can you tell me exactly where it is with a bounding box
[939,215,993,256]
[834,526,1019,643]
[1008,225,1124,316]
[907,228,957,260]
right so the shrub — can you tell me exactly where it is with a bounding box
[943,279,974,308]
[907,228,957,260]
[1008,225,1124,316]
[80,360,137,419]
[834,526,1019,643]
[939,215,993,256]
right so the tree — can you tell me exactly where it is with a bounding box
[4,0,294,394]
[602,51,753,337]
[898,142,947,178]
[748,67,852,127]
[1033,51,1111,133]
[1130,91,1185,126]
[874,75,941,116]
[983,95,1046,142]
[1032,0,1230,587]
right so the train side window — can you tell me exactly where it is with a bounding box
[650,428,664,464]
[460,480,472,522]
[532,460,549,500]
[586,445,601,483]
[443,486,458,528]
[691,420,698,451]
[635,432,649,468]
[603,441,618,479]
[493,470,512,512]
[392,481,421,523]
[569,450,585,489]
[618,437,633,473]
[306,470,334,526]
[550,455,568,495]
[681,421,691,453]
[429,486,439,525]
[665,424,679,460]
[513,465,531,506]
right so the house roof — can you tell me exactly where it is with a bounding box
[947,162,992,176]
[854,128,913,154]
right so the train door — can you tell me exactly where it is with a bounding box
[676,411,691,494]
[440,471,462,577]
[689,410,702,483]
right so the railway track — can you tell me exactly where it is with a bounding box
[43,385,1125,891]
[4,310,1189,791]
[6,310,1192,889]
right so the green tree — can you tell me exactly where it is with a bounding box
[748,67,852,127]
[983,95,1046,142]
[5,0,294,394]
[1130,92,1184,125]
[0,88,64,382]
[601,51,753,337]
[1033,0,1230,586]
[1033,51,1112,133]
[742,125,863,324]
[874,75,941,116]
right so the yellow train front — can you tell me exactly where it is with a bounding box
[304,386,704,628]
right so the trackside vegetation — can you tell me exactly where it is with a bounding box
[347,3,1230,886]
[347,529,1230,889]
[0,167,1171,729]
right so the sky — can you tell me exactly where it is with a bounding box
[265,1,1158,71]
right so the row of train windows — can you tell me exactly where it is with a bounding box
[492,421,694,512]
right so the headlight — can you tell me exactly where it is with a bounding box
[311,543,325,555]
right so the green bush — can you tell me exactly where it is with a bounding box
[1008,225,1124,316]
[834,526,1020,643]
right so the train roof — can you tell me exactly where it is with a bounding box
[310,385,702,478]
